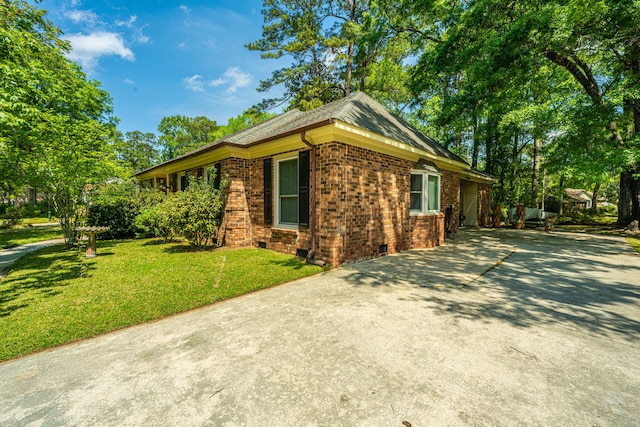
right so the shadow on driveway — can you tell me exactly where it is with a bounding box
[340,228,640,342]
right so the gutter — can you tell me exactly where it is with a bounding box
[133,119,336,178]
[300,131,325,267]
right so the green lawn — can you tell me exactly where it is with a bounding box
[20,217,57,224]
[0,224,63,249]
[628,236,640,253]
[0,240,324,361]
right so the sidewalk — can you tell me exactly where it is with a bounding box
[0,239,65,279]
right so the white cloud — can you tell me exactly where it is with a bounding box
[184,67,253,95]
[65,31,134,71]
[133,28,150,44]
[64,9,98,24]
[179,5,191,14]
[123,78,135,85]
[183,75,205,92]
[209,67,252,93]
[115,15,138,28]
[114,15,149,44]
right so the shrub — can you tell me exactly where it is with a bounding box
[87,182,165,238]
[21,201,49,218]
[1,206,24,228]
[134,204,172,240]
[142,169,227,247]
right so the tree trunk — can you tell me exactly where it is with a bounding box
[618,98,640,227]
[541,169,546,211]
[509,134,519,205]
[590,182,600,213]
[485,116,495,175]
[471,113,479,169]
[558,175,565,216]
[531,138,541,208]
[619,170,634,226]
[344,0,356,97]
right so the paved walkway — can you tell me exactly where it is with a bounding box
[1,229,639,426]
[0,239,65,279]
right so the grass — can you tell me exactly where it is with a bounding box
[0,239,324,361]
[0,224,63,249]
[628,236,640,253]
[21,217,57,225]
[553,222,640,255]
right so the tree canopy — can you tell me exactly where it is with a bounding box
[1,0,120,244]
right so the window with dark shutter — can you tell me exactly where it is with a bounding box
[264,158,273,225]
[298,150,310,228]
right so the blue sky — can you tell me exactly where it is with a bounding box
[36,0,285,135]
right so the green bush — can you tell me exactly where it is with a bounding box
[1,206,24,228]
[136,169,227,247]
[134,204,172,240]
[22,201,49,218]
[87,182,165,238]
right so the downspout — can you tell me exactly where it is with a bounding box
[301,131,325,267]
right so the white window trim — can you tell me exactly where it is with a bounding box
[274,155,299,230]
[410,170,441,215]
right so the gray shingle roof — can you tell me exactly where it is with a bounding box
[136,92,469,175]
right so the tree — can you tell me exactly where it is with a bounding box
[248,0,398,111]
[115,131,159,173]
[401,0,640,225]
[1,0,119,245]
[157,115,219,161]
[208,109,276,141]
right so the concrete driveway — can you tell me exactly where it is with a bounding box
[1,229,639,426]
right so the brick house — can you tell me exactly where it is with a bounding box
[134,93,493,267]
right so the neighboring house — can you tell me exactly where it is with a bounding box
[565,188,593,210]
[134,93,494,267]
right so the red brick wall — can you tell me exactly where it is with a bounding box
[323,143,414,264]
[217,158,252,247]
[248,152,312,256]
[238,142,462,266]
[410,214,445,249]
[143,144,486,266]
[440,170,460,229]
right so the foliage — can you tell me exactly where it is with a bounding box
[114,131,160,173]
[0,206,24,229]
[0,242,323,361]
[402,0,640,224]
[555,211,618,227]
[157,115,219,161]
[209,108,276,141]
[86,182,165,238]
[0,0,120,247]
[133,204,172,240]
[158,170,227,247]
[247,0,411,111]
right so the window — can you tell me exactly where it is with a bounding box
[410,172,440,214]
[276,157,298,226]
[179,173,188,191]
